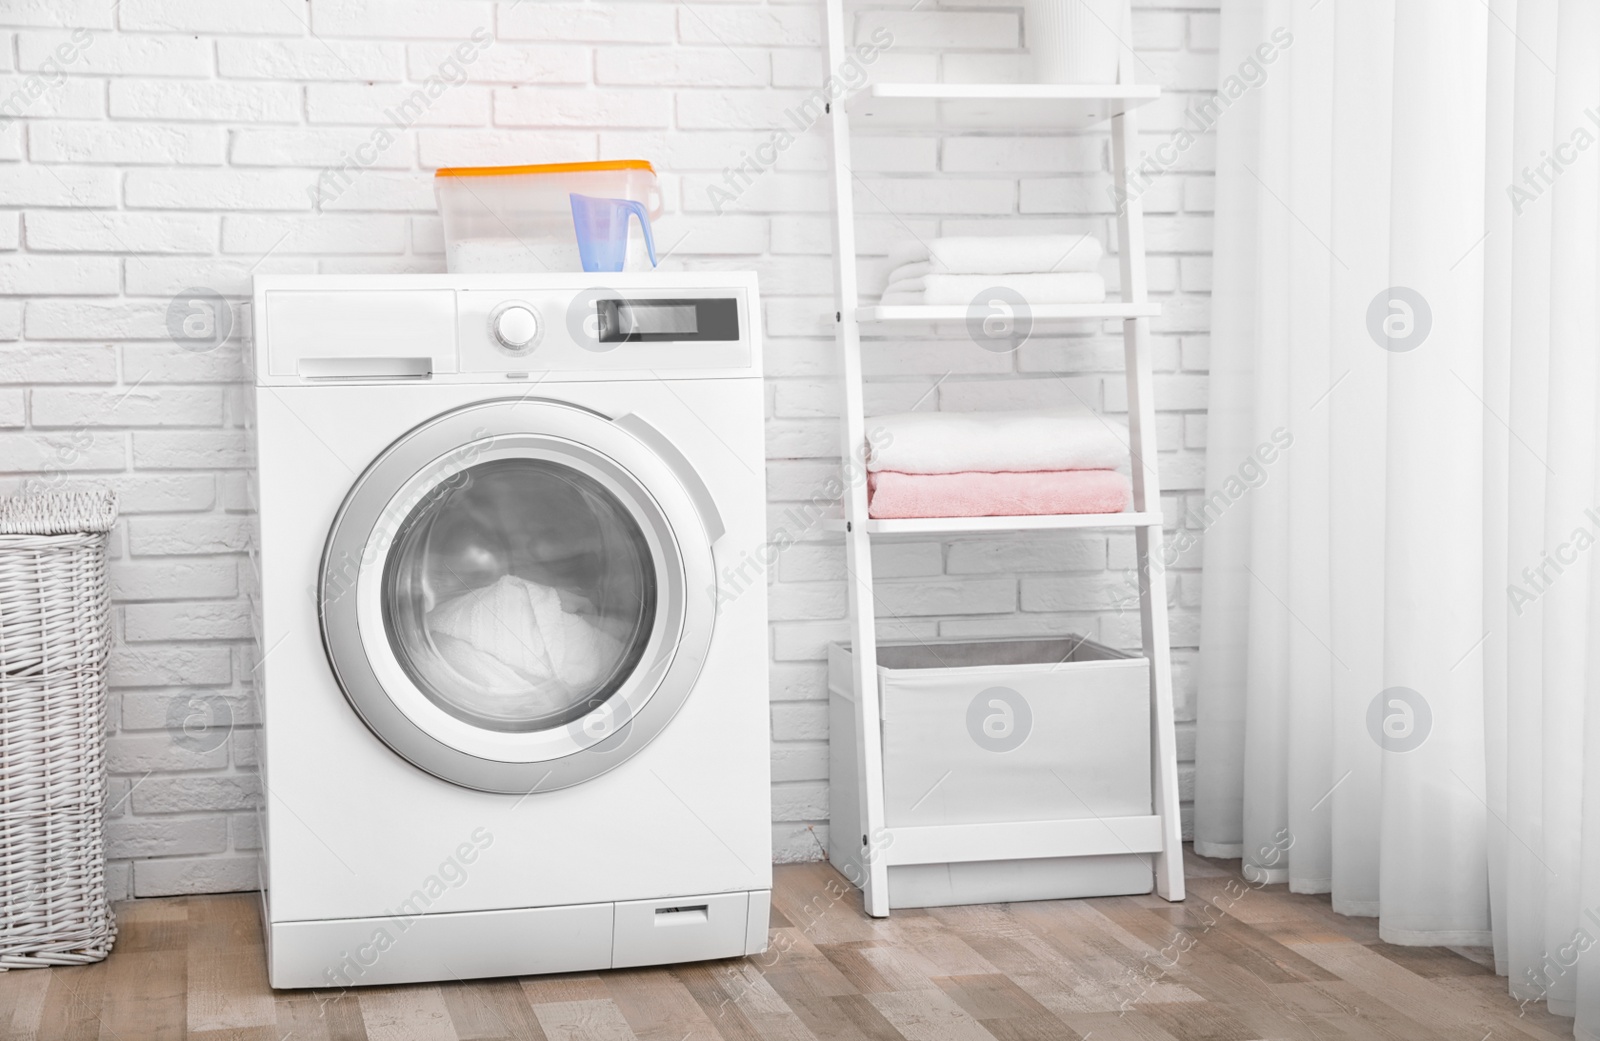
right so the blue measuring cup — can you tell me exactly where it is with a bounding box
[569,193,658,272]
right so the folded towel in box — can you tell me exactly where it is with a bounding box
[887,234,1104,274]
[880,271,1106,306]
[867,469,1132,519]
[866,409,1129,474]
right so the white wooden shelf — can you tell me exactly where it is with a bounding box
[883,815,1165,868]
[857,302,1160,323]
[821,0,1186,916]
[823,511,1162,536]
[845,82,1160,130]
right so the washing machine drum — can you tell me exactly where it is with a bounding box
[319,399,721,793]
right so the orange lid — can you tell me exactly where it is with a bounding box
[435,159,656,178]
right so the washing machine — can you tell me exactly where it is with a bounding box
[245,273,770,989]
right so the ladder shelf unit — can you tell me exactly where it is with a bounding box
[821,0,1186,917]
[822,512,1165,536]
[857,302,1162,323]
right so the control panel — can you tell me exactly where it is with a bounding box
[253,274,760,385]
[455,286,750,376]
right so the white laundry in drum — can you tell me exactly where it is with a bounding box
[426,575,625,717]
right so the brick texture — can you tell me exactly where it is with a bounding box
[0,0,1216,895]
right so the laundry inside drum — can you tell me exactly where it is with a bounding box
[381,457,657,733]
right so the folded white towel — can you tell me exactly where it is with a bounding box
[931,272,1105,303]
[866,409,1130,474]
[885,240,928,270]
[426,575,624,719]
[886,234,1104,275]
[879,272,1106,306]
[886,260,931,283]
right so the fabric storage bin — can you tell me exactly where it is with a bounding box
[0,489,117,968]
[828,636,1154,908]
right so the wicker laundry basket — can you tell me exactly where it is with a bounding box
[0,488,117,969]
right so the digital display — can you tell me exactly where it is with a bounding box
[617,303,697,336]
[597,297,740,343]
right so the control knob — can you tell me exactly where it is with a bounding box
[491,303,540,354]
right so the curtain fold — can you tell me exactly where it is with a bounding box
[1195,0,1600,1032]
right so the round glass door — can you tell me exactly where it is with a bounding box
[320,399,719,793]
[382,457,657,733]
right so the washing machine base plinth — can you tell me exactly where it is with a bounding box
[266,889,771,990]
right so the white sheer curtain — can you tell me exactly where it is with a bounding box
[1194,0,1600,1033]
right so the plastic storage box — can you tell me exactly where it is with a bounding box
[828,635,1153,908]
[435,159,663,273]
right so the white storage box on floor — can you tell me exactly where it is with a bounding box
[828,636,1154,908]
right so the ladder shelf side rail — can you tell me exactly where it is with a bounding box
[822,0,1187,913]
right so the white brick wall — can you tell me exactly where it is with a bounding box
[0,0,1216,898]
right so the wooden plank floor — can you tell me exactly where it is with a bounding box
[0,849,1568,1041]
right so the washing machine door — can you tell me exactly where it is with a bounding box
[319,398,722,793]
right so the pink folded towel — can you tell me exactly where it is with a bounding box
[867,470,1132,519]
